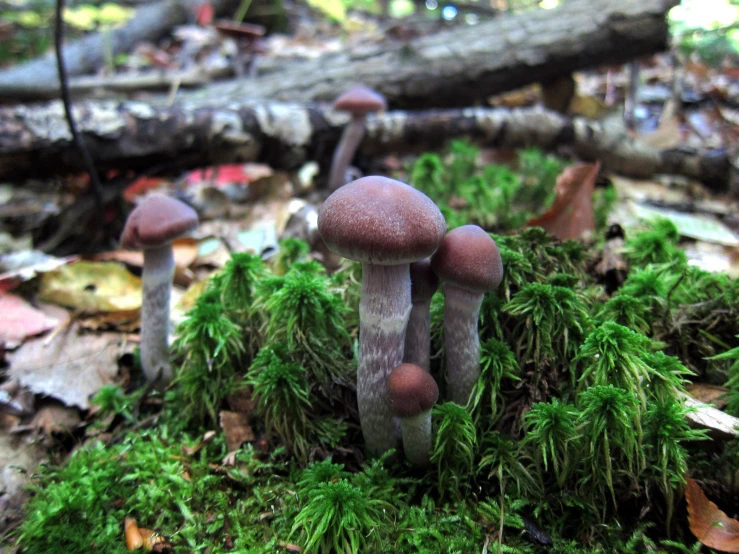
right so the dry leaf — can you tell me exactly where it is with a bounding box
[640,99,683,150]
[39,261,141,313]
[686,476,739,552]
[687,384,730,409]
[681,393,739,439]
[219,410,255,452]
[0,292,58,348]
[527,162,601,241]
[8,323,130,409]
[27,401,81,436]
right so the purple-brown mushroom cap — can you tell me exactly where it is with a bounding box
[318,176,446,265]
[387,363,439,418]
[333,86,387,116]
[120,194,198,250]
[431,225,503,293]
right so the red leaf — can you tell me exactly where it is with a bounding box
[526,161,601,241]
[0,292,58,348]
[196,2,214,26]
[686,476,739,553]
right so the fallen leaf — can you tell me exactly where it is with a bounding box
[39,261,141,313]
[631,203,739,247]
[639,99,683,150]
[681,393,739,439]
[219,410,255,453]
[0,251,75,290]
[686,476,739,552]
[527,162,601,241]
[8,323,130,409]
[26,401,81,436]
[687,384,730,409]
[94,238,198,286]
[0,292,58,348]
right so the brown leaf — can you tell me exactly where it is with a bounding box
[687,383,730,409]
[0,292,58,348]
[527,162,601,241]
[686,476,739,552]
[8,323,130,409]
[681,392,739,439]
[219,410,255,453]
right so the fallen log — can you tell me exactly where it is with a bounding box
[0,100,728,188]
[0,0,241,100]
[1,0,677,107]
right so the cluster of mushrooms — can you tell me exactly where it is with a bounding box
[319,176,503,466]
[120,86,503,467]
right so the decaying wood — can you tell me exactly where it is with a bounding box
[177,0,679,110]
[1,0,677,107]
[0,0,241,100]
[0,100,728,188]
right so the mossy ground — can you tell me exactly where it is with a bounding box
[12,143,739,553]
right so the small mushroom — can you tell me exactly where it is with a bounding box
[387,363,439,466]
[431,225,503,406]
[121,194,198,386]
[328,87,386,191]
[318,176,445,454]
[404,259,439,371]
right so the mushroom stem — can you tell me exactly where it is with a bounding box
[443,284,484,406]
[359,263,411,454]
[328,116,367,191]
[399,411,433,466]
[404,300,432,371]
[141,244,175,386]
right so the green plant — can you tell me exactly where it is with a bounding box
[273,238,311,276]
[597,295,651,335]
[479,431,541,498]
[468,338,520,425]
[290,479,391,554]
[624,218,685,268]
[431,402,477,499]
[523,398,579,487]
[576,385,644,510]
[172,287,245,426]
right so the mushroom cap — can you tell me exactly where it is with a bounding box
[120,194,198,250]
[387,363,439,418]
[333,86,387,115]
[431,225,503,293]
[318,176,446,265]
[410,258,439,303]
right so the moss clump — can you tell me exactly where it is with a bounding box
[15,145,739,554]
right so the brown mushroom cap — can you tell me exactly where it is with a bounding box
[318,176,446,265]
[410,259,439,303]
[120,194,198,250]
[387,363,439,418]
[431,225,503,293]
[333,86,387,116]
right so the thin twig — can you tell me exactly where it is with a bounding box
[55,0,104,215]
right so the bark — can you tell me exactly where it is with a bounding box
[1,0,676,106]
[0,101,729,189]
[0,0,241,99]
[179,0,678,109]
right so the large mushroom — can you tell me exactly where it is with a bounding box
[404,259,438,371]
[387,363,439,466]
[328,87,386,191]
[318,176,445,454]
[431,225,503,406]
[121,194,198,386]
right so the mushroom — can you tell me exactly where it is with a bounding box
[121,194,199,386]
[404,259,439,372]
[328,87,387,191]
[387,363,439,466]
[431,225,503,406]
[318,176,445,454]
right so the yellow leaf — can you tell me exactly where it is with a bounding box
[63,6,99,31]
[97,3,135,26]
[39,261,141,313]
[307,0,345,22]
